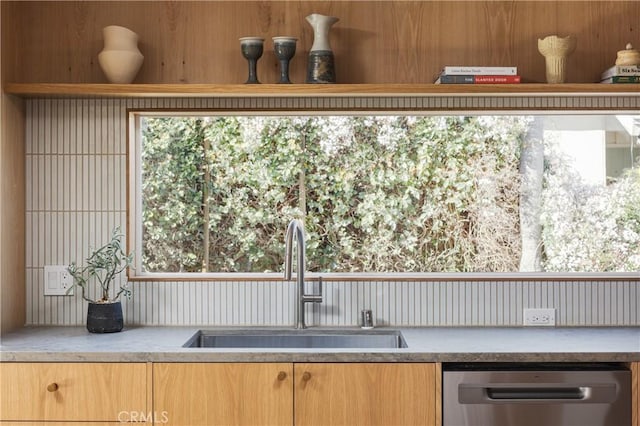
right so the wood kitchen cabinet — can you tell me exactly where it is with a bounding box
[153,362,440,426]
[0,362,149,423]
[153,363,294,426]
[294,363,439,426]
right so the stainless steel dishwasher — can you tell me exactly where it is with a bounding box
[443,363,631,426]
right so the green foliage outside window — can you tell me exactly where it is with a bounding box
[139,114,640,274]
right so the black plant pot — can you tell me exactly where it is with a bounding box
[87,301,123,333]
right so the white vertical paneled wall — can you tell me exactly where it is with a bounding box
[25,97,640,326]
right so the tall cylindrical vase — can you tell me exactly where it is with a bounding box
[98,25,144,84]
[306,14,339,84]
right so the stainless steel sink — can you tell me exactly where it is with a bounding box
[183,329,407,349]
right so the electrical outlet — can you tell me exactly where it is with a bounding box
[44,265,73,296]
[523,308,556,326]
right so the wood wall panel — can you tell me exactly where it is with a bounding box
[0,94,25,334]
[4,1,640,85]
[1,0,26,334]
[633,362,639,426]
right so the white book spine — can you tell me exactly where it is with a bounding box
[600,65,640,80]
[442,66,517,75]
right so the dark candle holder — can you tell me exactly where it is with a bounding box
[272,36,297,84]
[239,37,264,84]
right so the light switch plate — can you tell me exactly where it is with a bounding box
[44,265,73,296]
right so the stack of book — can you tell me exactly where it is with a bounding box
[434,66,520,84]
[600,65,640,83]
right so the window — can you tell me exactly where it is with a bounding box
[129,112,640,279]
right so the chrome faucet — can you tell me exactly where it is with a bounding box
[284,219,322,329]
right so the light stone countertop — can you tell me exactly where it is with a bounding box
[1,326,639,363]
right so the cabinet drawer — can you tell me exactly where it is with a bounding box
[0,362,147,421]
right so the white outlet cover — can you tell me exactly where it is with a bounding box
[44,265,73,296]
[523,308,556,326]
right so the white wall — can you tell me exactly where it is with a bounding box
[25,97,640,326]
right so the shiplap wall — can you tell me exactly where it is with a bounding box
[25,97,640,326]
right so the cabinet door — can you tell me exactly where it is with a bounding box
[153,363,293,426]
[295,363,439,426]
[0,362,148,422]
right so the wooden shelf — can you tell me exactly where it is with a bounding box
[5,83,640,98]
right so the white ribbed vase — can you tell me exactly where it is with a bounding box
[98,25,144,84]
[537,35,576,84]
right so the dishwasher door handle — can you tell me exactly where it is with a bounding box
[486,387,586,400]
[459,383,619,404]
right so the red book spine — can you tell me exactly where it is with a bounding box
[473,75,521,84]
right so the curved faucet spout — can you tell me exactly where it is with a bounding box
[284,219,305,283]
[284,219,322,329]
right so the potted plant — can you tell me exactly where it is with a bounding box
[67,227,134,333]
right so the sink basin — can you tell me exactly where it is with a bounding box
[183,329,407,349]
